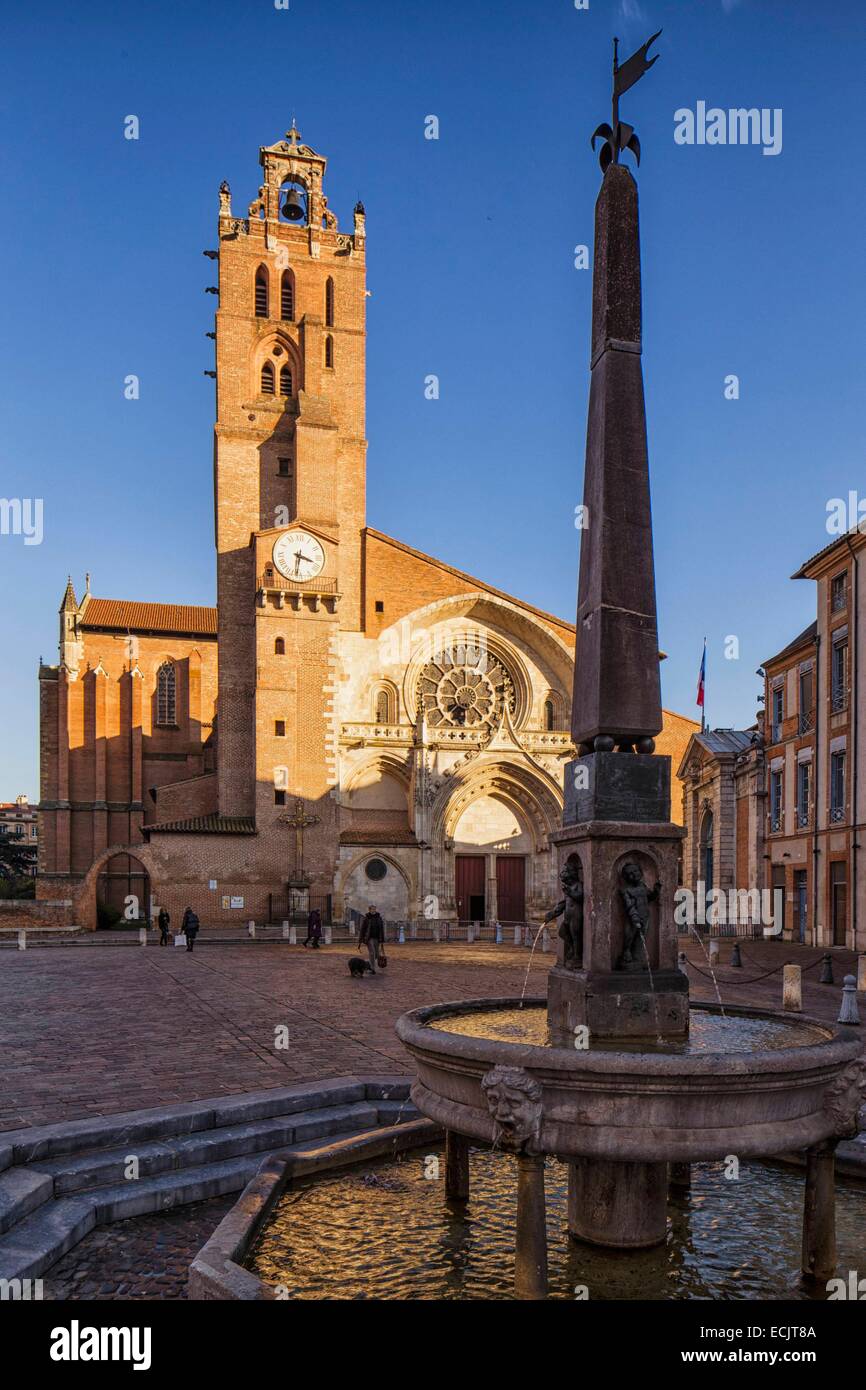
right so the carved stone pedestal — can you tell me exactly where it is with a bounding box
[568,1156,668,1248]
[548,802,687,1043]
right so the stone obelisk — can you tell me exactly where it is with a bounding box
[548,33,688,1048]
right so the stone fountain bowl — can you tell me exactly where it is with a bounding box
[395,998,864,1164]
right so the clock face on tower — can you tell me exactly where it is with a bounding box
[272,530,326,582]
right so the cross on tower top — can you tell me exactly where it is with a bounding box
[285,123,301,147]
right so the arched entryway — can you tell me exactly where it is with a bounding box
[96,852,151,927]
[699,810,714,896]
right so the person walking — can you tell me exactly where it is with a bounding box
[157,907,171,947]
[303,908,322,949]
[181,906,200,952]
[359,905,384,975]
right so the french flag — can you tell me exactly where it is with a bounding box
[696,640,706,710]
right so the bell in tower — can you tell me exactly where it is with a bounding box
[281,184,306,223]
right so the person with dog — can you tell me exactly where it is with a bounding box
[358,904,385,974]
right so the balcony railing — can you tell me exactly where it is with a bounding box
[259,573,338,594]
[769,809,782,832]
[798,709,815,734]
[832,585,847,612]
[830,804,846,823]
[831,682,847,713]
[796,807,811,829]
[771,722,783,743]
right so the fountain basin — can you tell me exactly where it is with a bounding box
[395,999,864,1164]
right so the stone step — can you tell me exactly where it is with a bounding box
[0,1079,377,1166]
[0,1167,53,1235]
[29,1102,381,1196]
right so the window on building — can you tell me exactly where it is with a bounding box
[544,699,555,732]
[831,635,848,711]
[375,690,390,724]
[275,720,286,737]
[796,761,811,828]
[324,335,334,368]
[769,769,783,832]
[261,362,275,395]
[156,662,176,726]
[771,685,783,742]
[374,600,384,613]
[279,366,293,396]
[325,277,335,327]
[274,637,285,655]
[831,572,847,612]
[281,271,295,322]
[798,666,814,734]
[274,789,286,806]
[278,457,292,477]
[255,267,268,318]
[830,750,846,822]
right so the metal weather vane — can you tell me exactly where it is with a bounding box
[591,29,661,171]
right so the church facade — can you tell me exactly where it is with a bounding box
[37,129,696,930]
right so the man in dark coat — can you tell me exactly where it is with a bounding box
[157,907,171,947]
[359,905,384,974]
[181,907,200,952]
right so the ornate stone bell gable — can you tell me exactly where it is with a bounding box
[257,125,329,229]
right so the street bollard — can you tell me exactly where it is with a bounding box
[678,950,688,976]
[282,920,289,939]
[433,922,440,943]
[514,924,521,946]
[17,929,26,951]
[495,922,502,945]
[541,928,549,953]
[139,927,147,947]
[730,941,742,968]
[838,975,860,1026]
[398,923,405,944]
[467,922,473,944]
[247,920,256,939]
[324,924,332,945]
[857,955,866,993]
[820,953,834,985]
[783,963,802,1013]
[708,939,720,966]
[410,921,417,939]
[289,924,297,945]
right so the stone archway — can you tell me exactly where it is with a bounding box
[74,842,158,932]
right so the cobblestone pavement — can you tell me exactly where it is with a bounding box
[44,1196,236,1301]
[0,937,859,1134]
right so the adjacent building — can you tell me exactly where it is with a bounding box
[680,526,864,952]
[0,795,38,874]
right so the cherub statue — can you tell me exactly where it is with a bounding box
[618,860,660,970]
[544,858,584,970]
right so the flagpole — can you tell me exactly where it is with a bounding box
[702,637,706,734]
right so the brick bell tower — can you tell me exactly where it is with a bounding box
[212,127,367,885]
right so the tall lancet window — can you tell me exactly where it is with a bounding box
[261,362,275,394]
[279,365,293,396]
[254,266,268,318]
[156,662,177,727]
[325,277,335,327]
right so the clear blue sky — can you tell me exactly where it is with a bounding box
[1,0,864,799]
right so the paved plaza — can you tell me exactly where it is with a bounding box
[0,937,859,1134]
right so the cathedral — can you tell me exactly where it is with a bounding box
[36,128,696,931]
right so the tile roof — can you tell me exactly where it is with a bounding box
[144,815,256,836]
[694,729,756,756]
[80,598,217,637]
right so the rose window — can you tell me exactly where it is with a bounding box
[418,655,515,730]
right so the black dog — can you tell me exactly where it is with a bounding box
[347,956,374,978]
